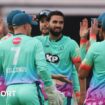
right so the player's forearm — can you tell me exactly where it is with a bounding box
[51,74,57,79]
[89,33,96,45]
[71,66,80,92]
[80,37,88,47]
[37,66,53,87]
[79,78,86,99]
[80,38,88,60]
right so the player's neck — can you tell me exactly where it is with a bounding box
[14,30,27,36]
[49,33,62,41]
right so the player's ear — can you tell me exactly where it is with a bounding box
[24,24,28,30]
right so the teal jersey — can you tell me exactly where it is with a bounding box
[89,34,96,45]
[80,41,105,104]
[0,34,12,91]
[36,35,81,76]
[0,33,13,105]
[0,34,53,87]
[36,35,81,97]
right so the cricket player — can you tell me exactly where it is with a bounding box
[0,12,64,105]
[37,10,72,104]
[37,10,51,36]
[80,18,97,60]
[79,15,105,91]
[36,10,85,105]
[79,15,105,105]
[37,10,80,105]
[80,14,105,61]
[0,10,24,105]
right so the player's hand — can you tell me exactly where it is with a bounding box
[45,85,65,105]
[90,18,99,35]
[80,18,89,38]
[52,74,72,84]
[78,93,85,105]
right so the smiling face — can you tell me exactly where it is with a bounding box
[48,15,64,37]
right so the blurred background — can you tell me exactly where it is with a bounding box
[0,0,105,43]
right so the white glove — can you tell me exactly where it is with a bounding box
[45,85,64,105]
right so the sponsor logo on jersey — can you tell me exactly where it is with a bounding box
[45,53,59,63]
[13,37,21,45]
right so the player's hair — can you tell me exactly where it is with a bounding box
[8,25,14,33]
[37,10,51,21]
[47,10,64,21]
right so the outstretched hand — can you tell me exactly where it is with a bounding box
[80,18,89,38]
[90,18,99,35]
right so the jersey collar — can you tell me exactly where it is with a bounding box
[49,34,63,42]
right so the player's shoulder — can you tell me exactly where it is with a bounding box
[0,36,13,50]
[1,33,13,41]
[1,34,13,43]
[35,35,47,40]
[35,35,44,40]
[32,36,44,45]
[91,41,105,50]
[63,35,78,45]
[34,35,48,43]
[2,35,31,45]
[0,33,13,46]
[33,36,41,42]
[62,35,71,40]
[88,42,101,53]
[90,42,99,49]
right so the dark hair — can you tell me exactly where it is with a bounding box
[37,10,51,21]
[47,10,64,21]
[8,25,14,33]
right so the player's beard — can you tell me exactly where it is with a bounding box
[49,27,63,37]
